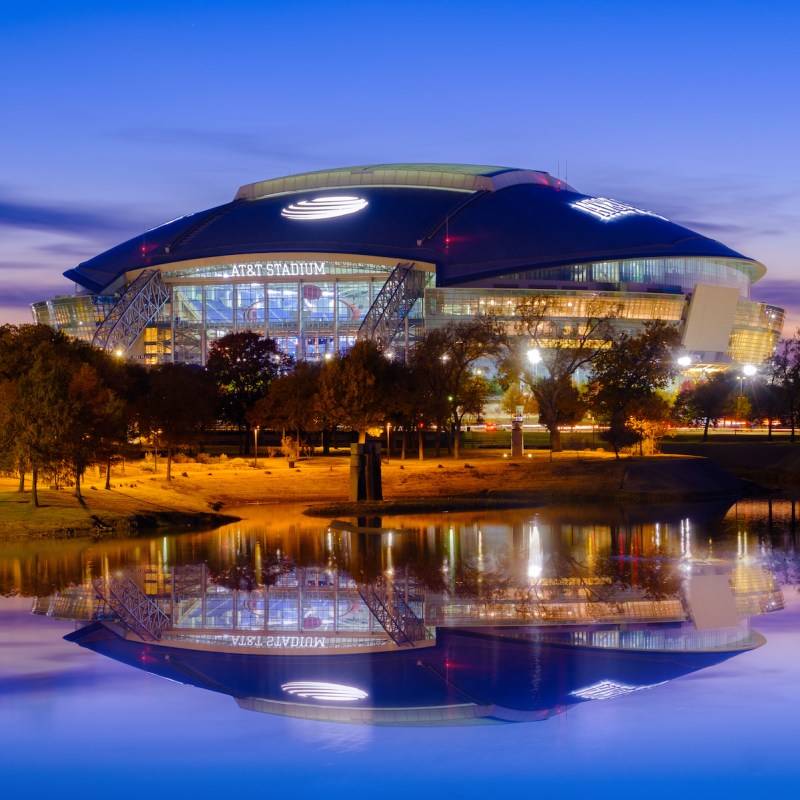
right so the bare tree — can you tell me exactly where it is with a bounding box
[509,295,621,452]
[410,317,504,459]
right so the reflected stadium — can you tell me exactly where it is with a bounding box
[39,551,781,725]
[32,164,784,370]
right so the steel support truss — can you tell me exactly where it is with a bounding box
[357,577,429,647]
[92,269,169,355]
[92,574,171,641]
[357,262,425,349]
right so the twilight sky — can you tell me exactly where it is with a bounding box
[1,0,798,331]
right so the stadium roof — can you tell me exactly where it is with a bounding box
[64,164,764,293]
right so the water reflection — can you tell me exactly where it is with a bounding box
[5,497,798,595]
[22,499,794,725]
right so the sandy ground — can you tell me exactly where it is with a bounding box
[0,449,753,539]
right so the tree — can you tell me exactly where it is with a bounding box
[95,359,146,489]
[0,324,70,490]
[509,295,621,452]
[249,360,324,453]
[410,317,505,458]
[14,340,82,505]
[206,332,293,452]
[7,334,133,501]
[588,320,680,458]
[62,360,117,499]
[392,360,433,460]
[500,384,538,419]
[627,394,674,456]
[750,367,784,439]
[317,340,397,443]
[673,371,736,441]
[765,334,800,442]
[138,364,217,481]
[0,379,19,478]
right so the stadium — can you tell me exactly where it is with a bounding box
[32,163,784,369]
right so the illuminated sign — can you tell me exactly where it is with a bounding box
[281,195,368,220]
[228,261,327,278]
[572,197,666,222]
[281,681,368,701]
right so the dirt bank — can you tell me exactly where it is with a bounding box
[0,449,756,540]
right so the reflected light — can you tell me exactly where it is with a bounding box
[571,680,666,700]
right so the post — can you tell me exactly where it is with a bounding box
[253,426,259,467]
[511,419,523,458]
[349,442,383,502]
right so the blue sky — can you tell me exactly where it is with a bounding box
[1,0,798,330]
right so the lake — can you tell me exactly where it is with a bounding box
[1,499,799,797]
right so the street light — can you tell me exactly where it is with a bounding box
[738,365,757,397]
[253,426,260,468]
[527,347,541,377]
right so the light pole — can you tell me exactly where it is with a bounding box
[386,422,391,464]
[527,347,541,376]
[739,364,757,399]
[253,426,260,468]
[525,348,542,425]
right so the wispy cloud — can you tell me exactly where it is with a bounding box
[0,279,71,306]
[111,126,333,166]
[751,278,800,309]
[582,167,800,231]
[0,191,135,238]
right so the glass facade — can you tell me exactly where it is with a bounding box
[149,258,433,363]
[425,286,686,338]
[728,298,785,365]
[30,294,117,342]
[425,286,782,366]
[31,254,780,369]
[495,256,758,297]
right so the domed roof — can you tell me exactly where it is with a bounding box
[64,164,763,293]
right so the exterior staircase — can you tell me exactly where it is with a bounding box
[91,269,169,355]
[357,262,426,350]
[357,577,428,647]
[92,574,171,641]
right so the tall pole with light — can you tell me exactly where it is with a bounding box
[527,347,541,375]
[526,348,541,424]
[253,426,260,468]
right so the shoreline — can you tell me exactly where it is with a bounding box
[0,449,781,541]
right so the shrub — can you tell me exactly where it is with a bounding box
[281,436,300,461]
